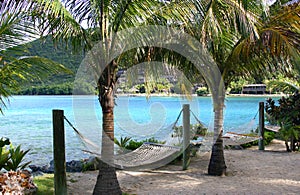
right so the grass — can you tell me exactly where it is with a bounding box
[33,173,135,195]
[33,174,54,195]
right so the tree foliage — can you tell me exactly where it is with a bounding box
[266,93,300,151]
[0,0,72,113]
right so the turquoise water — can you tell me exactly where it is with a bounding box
[0,95,278,165]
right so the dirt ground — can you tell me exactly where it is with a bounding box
[67,140,300,194]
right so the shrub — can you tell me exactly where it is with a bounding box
[5,145,31,171]
[240,131,275,148]
[122,137,165,151]
[0,138,31,172]
[266,94,300,151]
[196,87,208,96]
[0,146,10,171]
[172,124,208,140]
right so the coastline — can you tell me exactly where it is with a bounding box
[116,93,285,98]
[10,92,287,99]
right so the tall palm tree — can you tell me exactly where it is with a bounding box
[0,0,70,113]
[31,0,177,194]
[177,0,300,175]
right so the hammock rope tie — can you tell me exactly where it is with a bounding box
[63,116,99,149]
[253,108,259,120]
[172,109,183,129]
[190,109,206,126]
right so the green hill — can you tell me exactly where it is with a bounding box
[5,37,86,95]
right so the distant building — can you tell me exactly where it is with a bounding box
[242,84,267,94]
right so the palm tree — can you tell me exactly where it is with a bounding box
[0,0,70,113]
[31,0,177,194]
[178,0,300,175]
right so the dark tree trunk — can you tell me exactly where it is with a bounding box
[290,137,295,151]
[285,140,291,152]
[93,61,122,195]
[208,102,227,176]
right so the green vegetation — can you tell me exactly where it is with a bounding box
[3,37,84,95]
[34,174,54,195]
[265,74,300,94]
[0,138,11,170]
[4,145,31,171]
[173,124,208,140]
[0,138,30,171]
[0,0,72,113]
[196,87,209,96]
[114,137,132,148]
[114,137,165,151]
[266,93,300,151]
[240,131,275,148]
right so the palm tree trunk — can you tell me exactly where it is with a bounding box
[208,101,227,176]
[93,62,122,195]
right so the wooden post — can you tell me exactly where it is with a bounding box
[52,110,67,195]
[258,102,265,150]
[182,104,190,170]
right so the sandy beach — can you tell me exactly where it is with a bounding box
[66,140,300,194]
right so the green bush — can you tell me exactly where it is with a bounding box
[114,137,132,148]
[5,145,31,171]
[196,87,208,96]
[266,94,300,151]
[240,131,275,148]
[0,138,31,171]
[124,137,165,151]
[173,124,208,140]
[0,147,10,171]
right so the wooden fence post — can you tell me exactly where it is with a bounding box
[182,104,190,170]
[258,102,265,151]
[52,110,67,195]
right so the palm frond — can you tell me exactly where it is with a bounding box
[0,55,72,113]
[231,2,300,78]
[0,0,38,50]
[31,0,90,50]
[266,77,300,93]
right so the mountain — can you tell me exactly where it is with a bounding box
[4,37,87,95]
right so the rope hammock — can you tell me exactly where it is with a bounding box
[81,142,182,170]
[222,109,260,146]
[222,132,260,146]
[64,111,185,170]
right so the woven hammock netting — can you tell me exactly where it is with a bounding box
[65,110,193,170]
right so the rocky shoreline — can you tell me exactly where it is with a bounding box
[28,156,98,176]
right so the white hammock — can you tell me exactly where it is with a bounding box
[222,132,260,146]
[82,142,182,170]
[64,113,184,170]
[114,143,181,170]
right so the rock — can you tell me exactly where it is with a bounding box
[29,157,100,174]
[28,165,40,172]
[66,160,83,172]
[40,162,54,173]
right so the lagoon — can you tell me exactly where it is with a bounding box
[0,95,279,165]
